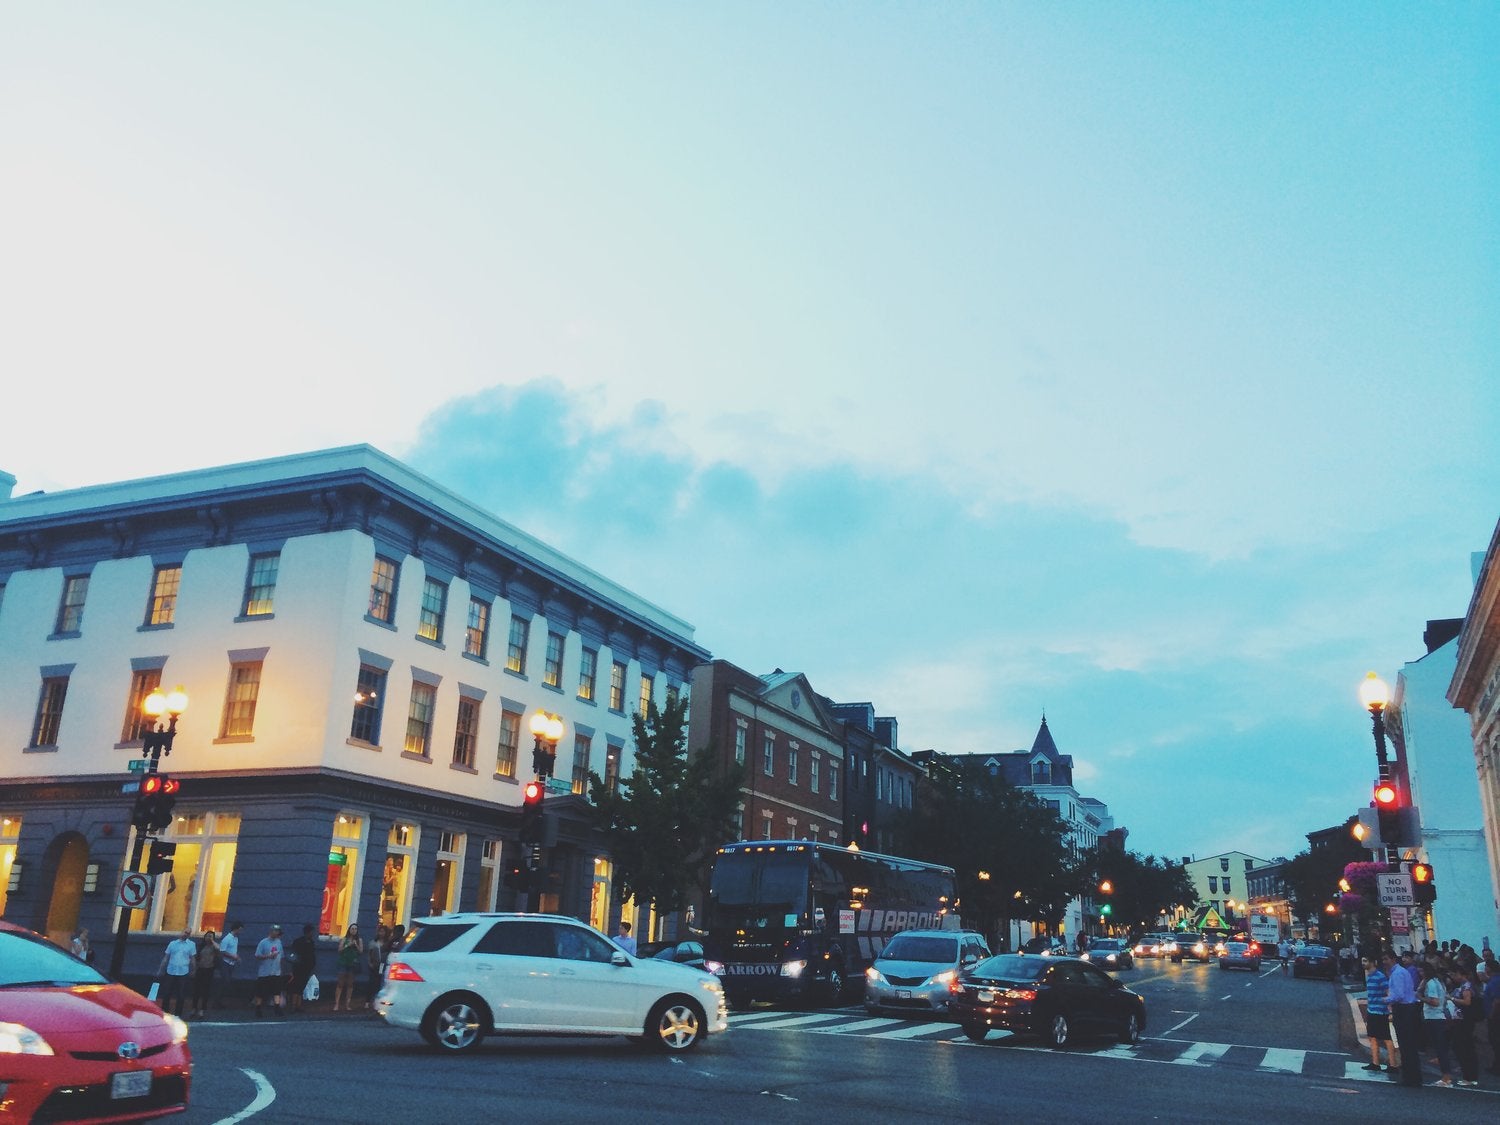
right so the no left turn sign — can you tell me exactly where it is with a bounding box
[117,872,151,910]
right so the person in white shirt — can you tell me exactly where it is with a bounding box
[614,921,637,955]
[156,928,197,1016]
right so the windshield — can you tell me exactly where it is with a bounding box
[880,935,958,963]
[1090,939,1123,952]
[0,930,109,987]
[708,852,810,923]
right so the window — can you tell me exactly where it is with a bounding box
[1220,858,1230,873]
[417,578,448,643]
[430,831,465,915]
[465,597,490,659]
[120,668,163,743]
[604,742,621,793]
[734,724,746,765]
[453,697,479,769]
[762,734,774,776]
[609,661,626,711]
[638,673,653,715]
[578,647,597,701]
[810,754,820,794]
[219,661,262,738]
[350,666,387,744]
[1031,759,1051,785]
[571,734,592,795]
[829,760,839,802]
[31,675,68,747]
[788,745,799,785]
[1223,878,1232,896]
[496,708,521,778]
[543,632,564,688]
[128,812,240,935]
[145,565,181,626]
[476,839,501,912]
[405,682,437,756]
[55,575,89,633]
[322,813,366,936]
[761,813,773,840]
[506,615,530,674]
[380,822,419,929]
[242,552,279,616]
[1208,876,1218,894]
[0,815,22,918]
[368,557,399,623]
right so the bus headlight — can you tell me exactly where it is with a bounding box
[780,959,808,978]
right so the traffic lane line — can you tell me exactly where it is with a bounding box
[210,1067,275,1125]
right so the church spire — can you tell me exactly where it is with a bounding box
[1030,714,1059,757]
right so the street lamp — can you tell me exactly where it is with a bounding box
[528,710,564,779]
[109,685,188,979]
[1359,672,1391,768]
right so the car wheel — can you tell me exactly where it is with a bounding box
[1119,1011,1141,1045]
[648,997,705,1052]
[421,993,488,1054]
[1047,1012,1071,1049]
[963,1021,988,1042]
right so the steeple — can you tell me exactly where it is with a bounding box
[1030,715,1059,757]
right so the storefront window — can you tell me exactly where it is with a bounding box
[0,814,21,917]
[128,812,239,934]
[476,839,500,912]
[591,857,612,933]
[322,813,366,936]
[429,831,465,915]
[380,821,418,928]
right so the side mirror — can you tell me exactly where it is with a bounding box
[611,951,630,967]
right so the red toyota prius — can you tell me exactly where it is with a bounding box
[0,921,191,1121]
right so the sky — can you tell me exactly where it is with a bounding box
[3,3,1496,864]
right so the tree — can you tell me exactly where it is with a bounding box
[1281,819,1364,925]
[1091,850,1199,934]
[588,694,743,934]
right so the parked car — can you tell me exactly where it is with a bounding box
[1080,937,1134,971]
[1291,944,1338,980]
[375,913,728,1053]
[864,929,990,1015]
[0,920,192,1122]
[947,954,1147,1048]
[1218,941,1262,971]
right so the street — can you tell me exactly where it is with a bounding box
[172,959,1499,1123]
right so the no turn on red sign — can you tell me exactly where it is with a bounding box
[117,872,152,910]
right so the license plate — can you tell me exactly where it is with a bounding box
[977,989,995,1003]
[111,1070,152,1100]
[896,989,912,999]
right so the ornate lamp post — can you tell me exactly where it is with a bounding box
[524,710,564,912]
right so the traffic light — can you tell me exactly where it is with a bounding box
[146,840,177,875]
[1353,807,1382,849]
[132,775,180,834]
[519,780,545,844]
[1411,862,1436,905]
[1373,778,1401,844]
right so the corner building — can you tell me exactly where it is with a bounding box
[0,448,707,974]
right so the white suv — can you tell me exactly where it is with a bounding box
[375,913,728,1054]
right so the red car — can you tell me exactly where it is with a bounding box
[0,921,192,1121]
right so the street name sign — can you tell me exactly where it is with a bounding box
[1377,872,1415,907]
[127,759,149,772]
[544,777,571,795]
[120,780,140,794]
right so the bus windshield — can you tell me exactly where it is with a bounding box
[708,851,809,926]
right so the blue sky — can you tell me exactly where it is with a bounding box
[3,4,1495,862]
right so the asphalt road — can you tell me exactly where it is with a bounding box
[173,959,1499,1124]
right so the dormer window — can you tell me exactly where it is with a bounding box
[1031,759,1051,785]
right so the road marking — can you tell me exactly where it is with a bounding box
[1259,1048,1305,1073]
[1342,1062,1394,1082]
[739,1012,849,1030]
[870,1021,959,1039]
[1172,1042,1230,1066]
[1219,994,1233,1001]
[1164,1013,1199,1034]
[810,1017,904,1034]
[211,1068,275,1124]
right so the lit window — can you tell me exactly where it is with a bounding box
[0,814,22,918]
[128,812,240,935]
[219,662,262,738]
[350,666,386,745]
[405,682,437,756]
[604,742,621,793]
[465,597,490,659]
[506,615,530,674]
[31,675,69,747]
[380,822,419,929]
[55,575,89,633]
[638,674,653,715]
[609,661,626,711]
[578,647,597,701]
[368,557,399,623]
[572,734,592,795]
[417,578,448,642]
[496,709,521,777]
[146,565,181,626]
[543,632,564,688]
[476,839,501,912]
[430,831,465,915]
[242,553,279,616]
[322,813,365,936]
[121,668,163,743]
[453,697,479,769]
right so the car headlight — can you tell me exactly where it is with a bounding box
[929,970,956,986]
[704,959,725,975]
[0,1022,55,1056]
[163,1013,190,1046]
[780,959,808,978]
[866,967,887,985]
[1104,954,1117,963]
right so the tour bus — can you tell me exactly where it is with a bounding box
[703,840,957,1008]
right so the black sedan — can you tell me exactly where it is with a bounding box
[638,939,708,971]
[1291,944,1337,980]
[947,954,1147,1048]
[1080,938,1134,971]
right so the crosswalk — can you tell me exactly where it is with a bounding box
[726,1009,1413,1083]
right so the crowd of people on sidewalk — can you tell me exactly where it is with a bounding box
[143,919,413,1018]
[1358,939,1500,1089]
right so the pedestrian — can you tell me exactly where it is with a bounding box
[1385,949,1423,1087]
[366,923,389,1008]
[334,923,363,1011]
[155,927,197,1017]
[614,920,637,955]
[1421,960,1455,1086]
[1278,938,1292,973]
[190,930,220,1018]
[70,928,93,964]
[215,920,243,1008]
[252,924,286,1018]
[1448,963,1482,1086]
[1359,955,1399,1074]
[288,923,317,1013]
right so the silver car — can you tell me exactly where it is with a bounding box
[864,930,990,1015]
[375,913,728,1053]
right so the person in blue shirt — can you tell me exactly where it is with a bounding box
[1384,949,1423,1087]
[1359,955,1398,1073]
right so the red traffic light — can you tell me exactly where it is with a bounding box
[141,774,165,795]
[522,780,544,806]
[1373,781,1398,807]
[1411,862,1433,884]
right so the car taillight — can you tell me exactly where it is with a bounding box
[1005,988,1037,1001]
[386,961,425,982]
[948,977,965,994]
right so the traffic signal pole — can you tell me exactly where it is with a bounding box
[107,710,181,980]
